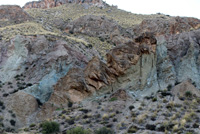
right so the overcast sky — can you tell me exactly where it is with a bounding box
[0,0,199,19]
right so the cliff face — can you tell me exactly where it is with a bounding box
[0,2,200,133]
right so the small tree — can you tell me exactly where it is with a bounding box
[41,121,59,134]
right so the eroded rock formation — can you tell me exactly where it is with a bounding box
[50,33,158,106]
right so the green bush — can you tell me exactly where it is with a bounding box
[66,127,90,134]
[129,105,135,110]
[152,98,157,102]
[41,121,59,134]
[68,101,73,107]
[109,97,117,102]
[167,84,172,91]
[95,127,114,134]
[185,91,192,98]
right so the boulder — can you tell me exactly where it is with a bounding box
[7,91,38,127]
[172,80,200,101]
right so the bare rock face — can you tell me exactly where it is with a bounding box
[0,33,101,128]
[7,91,38,127]
[51,23,200,106]
[157,29,200,89]
[50,33,158,106]
[134,17,200,36]
[23,0,105,9]
[49,57,111,107]
[0,34,97,102]
[0,5,32,27]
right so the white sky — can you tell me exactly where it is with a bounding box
[0,0,199,19]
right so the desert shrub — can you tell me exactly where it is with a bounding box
[24,128,29,132]
[185,132,193,134]
[10,119,16,126]
[0,101,4,107]
[88,44,93,49]
[29,123,36,128]
[175,81,180,85]
[69,30,74,34]
[66,127,90,134]
[152,98,157,102]
[109,97,117,102]
[185,91,192,98]
[7,82,12,85]
[26,83,32,87]
[129,105,135,110]
[102,113,109,120]
[11,113,16,118]
[68,101,73,107]
[167,84,172,91]
[41,121,59,134]
[95,127,114,134]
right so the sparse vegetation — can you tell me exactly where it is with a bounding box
[66,127,90,134]
[102,113,109,120]
[95,127,114,134]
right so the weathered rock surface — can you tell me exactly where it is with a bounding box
[65,15,133,45]
[50,33,158,105]
[0,5,32,27]
[0,34,101,128]
[134,17,200,36]
[172,80,200,103]
[7,91,38,127]
[23,0,105,9]
[157,29,200,89]
[50,24,200,107]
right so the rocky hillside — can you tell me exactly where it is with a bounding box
[0,0,200,133]
[23,0,105,9]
